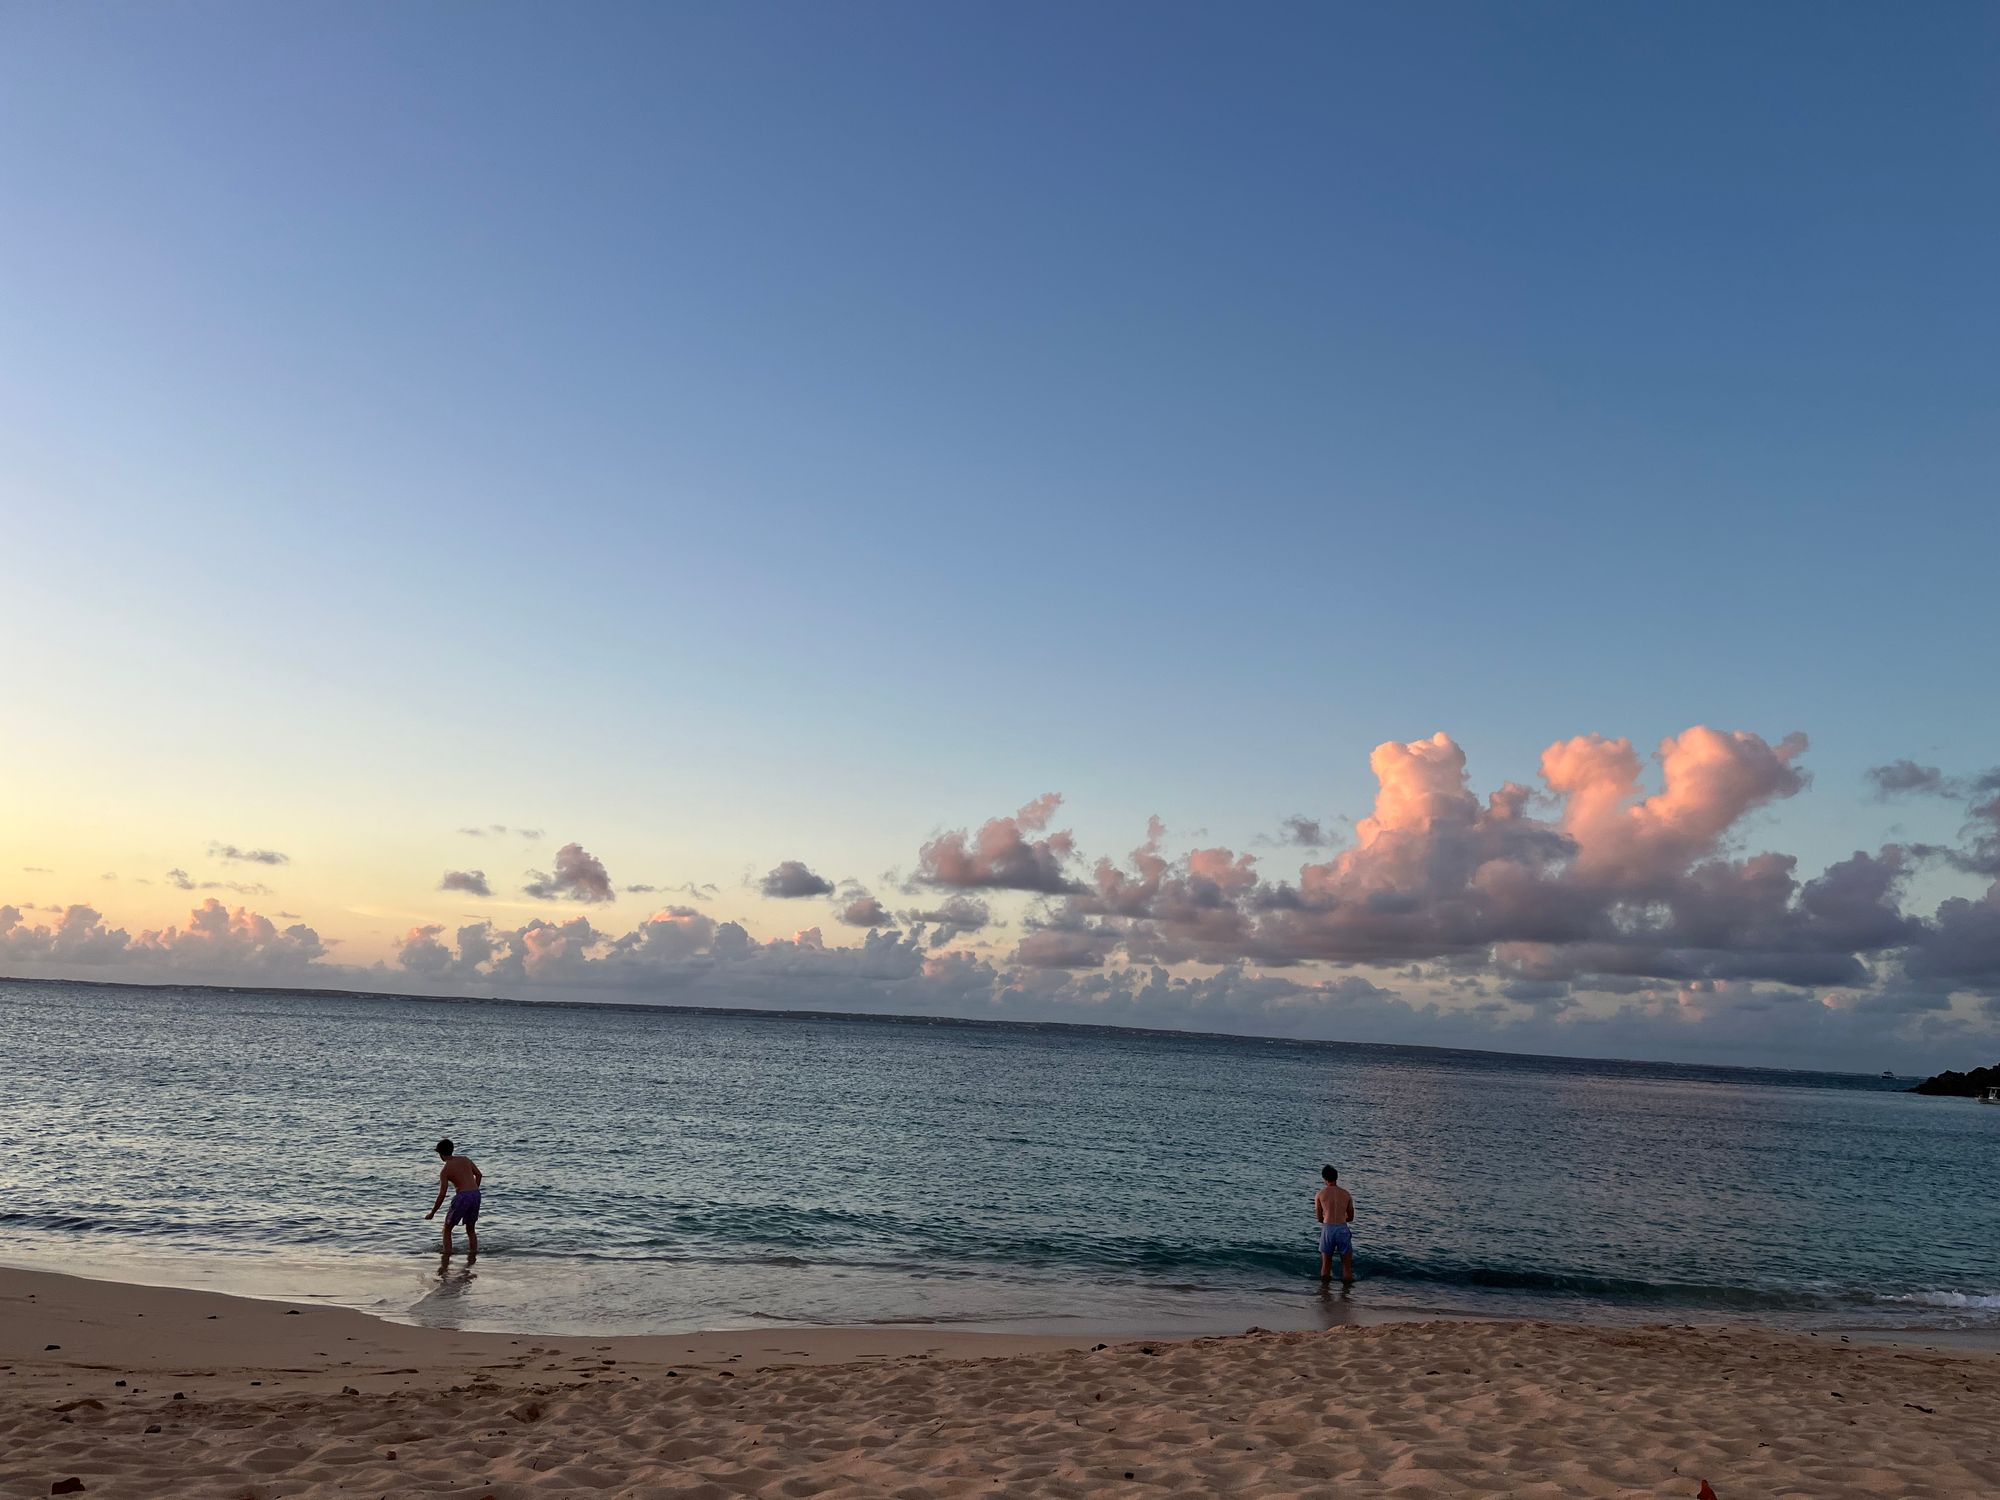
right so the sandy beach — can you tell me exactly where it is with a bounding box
[3,1267,1997,1498]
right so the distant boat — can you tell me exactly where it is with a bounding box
[1983,1086,2000,1106]
[1880,1070,1895,1079]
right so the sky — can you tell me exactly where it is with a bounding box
[2,3,1997,1072]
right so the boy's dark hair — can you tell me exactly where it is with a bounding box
[1321,1165,1338,1183]
[436,1138,454,1157]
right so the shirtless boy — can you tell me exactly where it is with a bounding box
[1314,1164,1354,1286]
[426,1138,483,1265]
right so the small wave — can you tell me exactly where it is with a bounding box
[424,1231,2000,1320]
[0,1211,130,1235]
[853,1311,1052,1327]
[1878,1291,2000,1311]
[6,1205,1995,1328]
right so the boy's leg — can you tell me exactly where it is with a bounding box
[1340,1250,1354,1285]
[439,1220,454,1260]
[465,1224,478,1264]
[1319,1251,1332,1282]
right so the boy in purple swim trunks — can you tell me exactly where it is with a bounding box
[426,1138,483,1266]
[1314,1164,1354,1287]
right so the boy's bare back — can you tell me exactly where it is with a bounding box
[440,1153,481,1192]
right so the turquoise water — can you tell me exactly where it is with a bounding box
[2,978,1995,1336]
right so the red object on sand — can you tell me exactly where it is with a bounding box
[1697,1483,1718,1500]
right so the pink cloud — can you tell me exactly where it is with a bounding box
[1543,727,1808,889]
[917,794,1080,894]
[608,906,718,963]
[839,895,892,928]
[397,924,453,974]
[1024,726,1890,991]
[0,903,133,963]
[1,899,326,977]
[132,899,327,971]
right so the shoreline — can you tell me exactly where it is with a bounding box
[9,1242,2000,1350]
[8,1241,1998,1350]
[9,1262,1996,1379]
[0,1240,1479,1345]
[5,1266,1999,1499]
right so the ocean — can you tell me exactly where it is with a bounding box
[3,978,1995,1337]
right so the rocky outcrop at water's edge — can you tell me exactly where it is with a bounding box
[1908,1062,2000,1097]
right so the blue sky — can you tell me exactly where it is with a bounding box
[2,4,1996,1068]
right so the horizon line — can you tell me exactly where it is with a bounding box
[0,970,1905,1082]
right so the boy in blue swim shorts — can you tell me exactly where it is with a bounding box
[1314,1164,1354,1286]
[426,1138,483,1267]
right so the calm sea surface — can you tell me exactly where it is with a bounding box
[2,979,1995,1337]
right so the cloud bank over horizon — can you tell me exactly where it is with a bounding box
[7,725,2000,1071]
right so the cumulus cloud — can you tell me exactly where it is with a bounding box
[522,842,615,903]
[760,861,837,899]
[0,899,326,979]
[1002,728,1891,992]
[396,920,512,980]
[439,869,493,897]
[146,900,326,969]
[915,794,1081,894]
[396,923,454,974]
[392,905,926,997]
[1905,884,2000,993]
[902,894,993,946]
[1538,727,1808,886]
[0,903,134,964]
[208,843,290,866]
[839,895,893,927]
